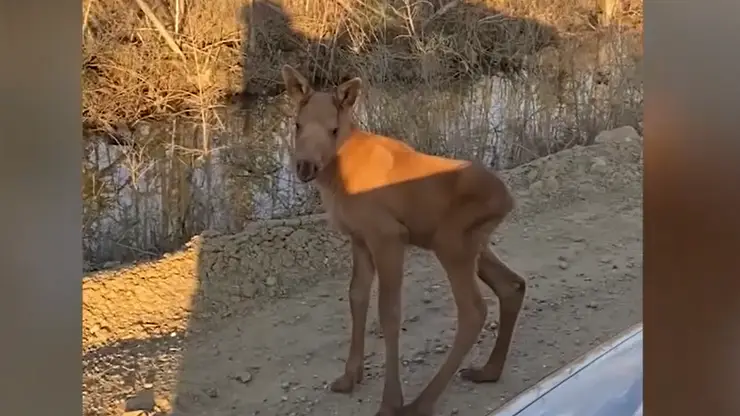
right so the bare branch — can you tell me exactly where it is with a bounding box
[133,0,185,59]
[174,0,181,35]
[82,0,93,37]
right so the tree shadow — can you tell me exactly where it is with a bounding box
[236,0,559,104]
[82,217,352,415]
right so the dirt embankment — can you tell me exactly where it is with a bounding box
[83,126,642,416]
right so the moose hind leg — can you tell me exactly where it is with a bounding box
[402,239,486,415]
[461,245,526,383]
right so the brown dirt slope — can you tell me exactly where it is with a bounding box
[83,125,642,416]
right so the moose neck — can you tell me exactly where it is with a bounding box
[314,126,363,195]
[314,157,346,199]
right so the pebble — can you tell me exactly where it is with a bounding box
[154,397,171,413]
[589,157,609,174]
[233,371,253,384]
[558,261,569,270]
[124,390,155,412]
[205,387,219,398]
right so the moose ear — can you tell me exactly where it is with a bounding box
[281,65,313,104]
[335,77,362,109]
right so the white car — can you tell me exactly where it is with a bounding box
[490,323,643,416]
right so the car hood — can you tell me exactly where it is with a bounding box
[490,323,643,416]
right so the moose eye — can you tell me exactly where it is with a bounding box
[331,128,338,137]
[295,122,300,132]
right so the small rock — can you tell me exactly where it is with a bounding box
[587,301,599,309]
[124,390,156,412]
[433,346,447,354]
[205,387,219,398]
[558,261,569,270]
[265,276,278,286]
[102,261,120,269]
[590,157,609,174]
[233,371,253,384]
[594,126,640,144]
[281,381,292,390]
[154,397,171,413]
[200,229,222,238]
[451,408,460,415]
[411,355,425,364]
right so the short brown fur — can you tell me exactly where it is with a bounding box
[281,65,527,416]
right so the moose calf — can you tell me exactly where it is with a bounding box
[281,65,527,416]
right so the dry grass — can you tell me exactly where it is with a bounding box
[82,0,642,133]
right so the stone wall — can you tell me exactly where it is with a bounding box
[82,126,643,351]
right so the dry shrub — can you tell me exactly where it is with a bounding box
[357,29,642,169]
[82,0,242,136]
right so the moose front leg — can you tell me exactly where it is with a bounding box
[331,237,376,393]
[369,238,406,415]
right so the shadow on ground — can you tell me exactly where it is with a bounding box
[82,215,352,415]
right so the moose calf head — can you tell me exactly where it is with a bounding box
[281,65,362,183]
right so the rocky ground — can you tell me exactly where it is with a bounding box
[82,126,643,416]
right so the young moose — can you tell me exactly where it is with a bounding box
[281,65,527,416]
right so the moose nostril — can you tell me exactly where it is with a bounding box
[296,160,307,172]
[295,160,316,180]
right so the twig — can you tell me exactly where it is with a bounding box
[133,0,185,59]
[403,0,417,38]
[421,0,459,32]
[82,0,93,36]
[174,0,181,35]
